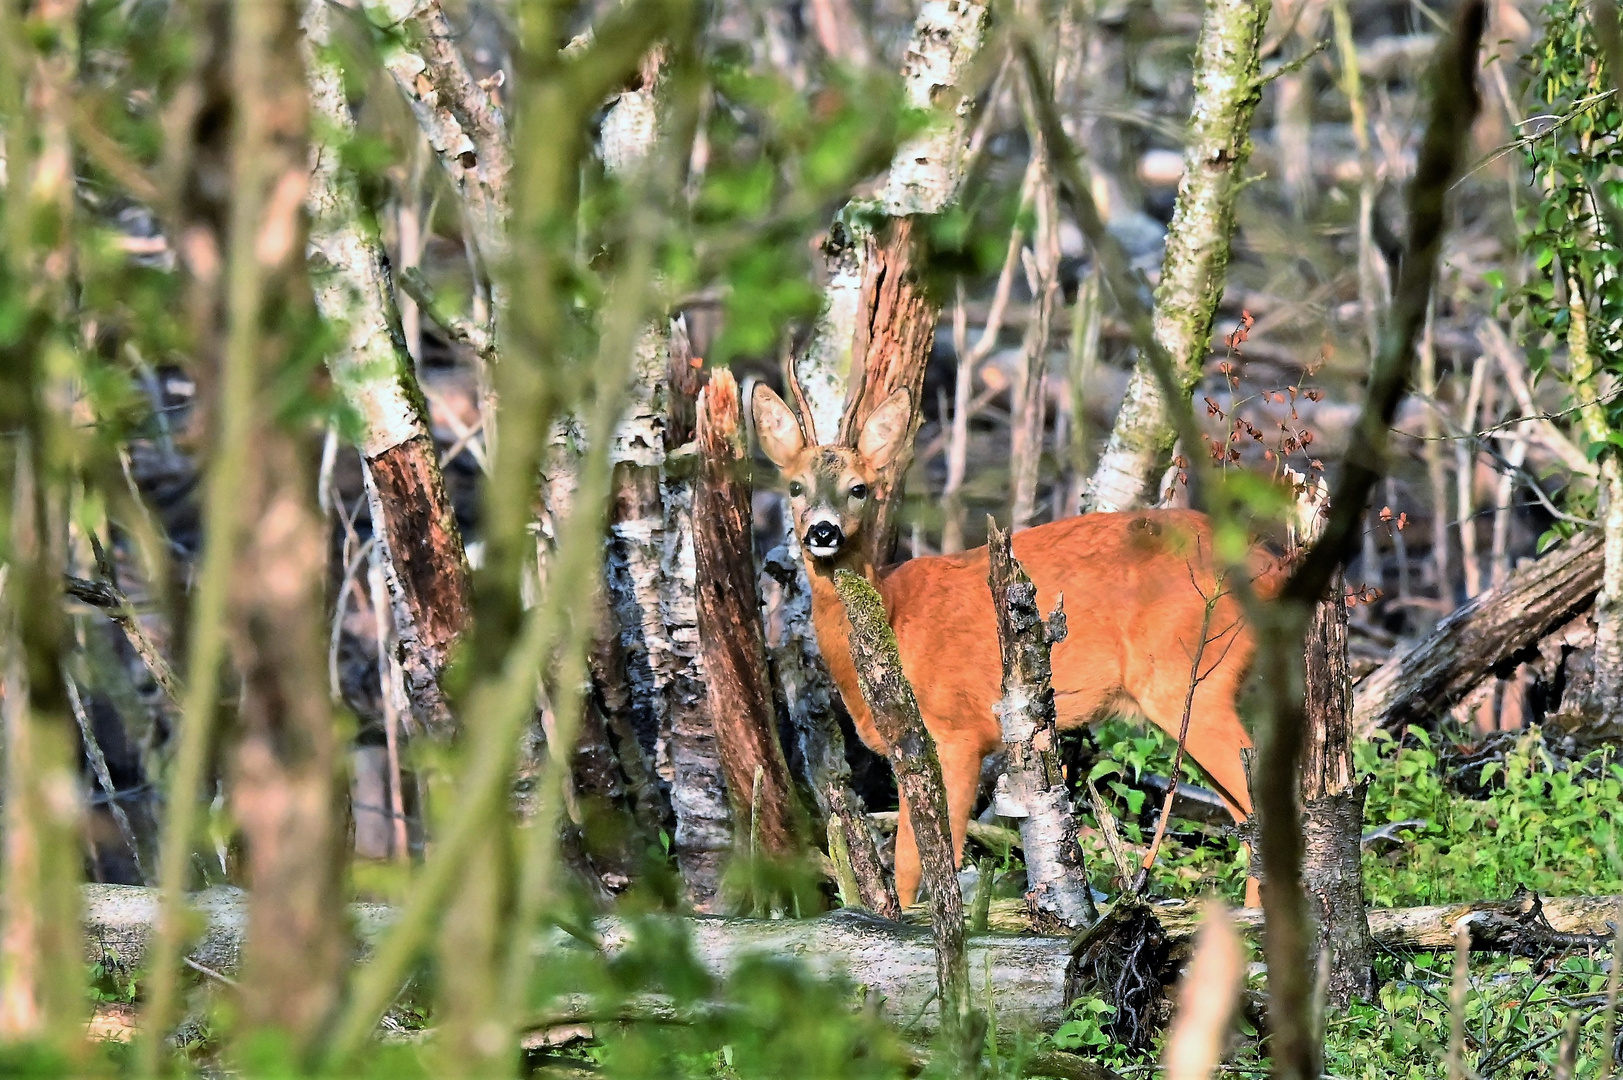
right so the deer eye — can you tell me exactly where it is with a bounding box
[788,482,804,497]
[849,484,868,500]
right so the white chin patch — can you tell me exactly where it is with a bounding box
[806,543,841,558]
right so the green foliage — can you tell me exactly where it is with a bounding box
[1360,726,1623,907]
[1074,719,1623,908]
[1516,1,1623,438]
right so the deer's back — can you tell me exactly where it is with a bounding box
[877,509,1247,758]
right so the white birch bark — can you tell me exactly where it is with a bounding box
[1081,0,1269,514]
[987,524,1096,930]
[304,3,471,733]
[304,4,430,460]
[792,0,990,437]
[364,0,510,266]
[597,72,731,906]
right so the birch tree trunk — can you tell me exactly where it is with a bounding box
[303,0,471,737]
[792,0,989,449]
[595,66,731,908]
[224,0,346,1049]
[1081,0,1269,514]
[1291,474,1376,1006]
[1566,283,1623,730]
[986,521,1096,931]
[365,0,510,269]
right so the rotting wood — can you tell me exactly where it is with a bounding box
[986,519,1096,931]
[81,887,1623,1036]
[832,570,975,1049]
[837,218,941,567]
[1352,530,1603,735]
[693,370,803,859]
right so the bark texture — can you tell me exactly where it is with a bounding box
[591,64,730,909]
[836,220,941,566]
[82,886,1623,1037]
[304,0,471,736]
[225,0,346,1049]
[1082,0,1270,514]
[986,521,1096,931]
[1352,530,1602,734]
[831,570,973,1045]
[365,0,510,265]
[692,370,803,859]
[793,0,988,445]
[1293,477,1376,1006]
[759,542,897,917]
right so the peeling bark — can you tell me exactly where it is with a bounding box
[592,64,730,909]
[792,0,989,448]
[304,2,471,736]
[986,521,1096,931]
[832,570,974,1047]
[693,372,804,859]
[365,0,510,266]
[839,219,941,566]
[1082,0,1270,514]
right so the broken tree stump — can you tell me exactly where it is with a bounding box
[986,517,1096,931]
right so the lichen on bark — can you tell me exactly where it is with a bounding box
[1083,0,1270,514]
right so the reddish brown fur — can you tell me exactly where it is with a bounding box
[753,385,1258,906]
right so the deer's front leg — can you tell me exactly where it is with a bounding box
[892,741,986,908]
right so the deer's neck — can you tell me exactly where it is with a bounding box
[802,549,887,751]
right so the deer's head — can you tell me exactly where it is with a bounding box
[751,384,911,562]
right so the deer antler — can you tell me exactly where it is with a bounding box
[780,342,821,445]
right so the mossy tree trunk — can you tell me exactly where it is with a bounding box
[832,571,977,1058]
[304,0,471,737]
[1082,0,1269,514]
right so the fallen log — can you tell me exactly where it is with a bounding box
[1353,531,1603,735]
[81,886,1623,1034]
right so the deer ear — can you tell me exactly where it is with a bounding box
[752,383,806,470]
[856,389,912,472]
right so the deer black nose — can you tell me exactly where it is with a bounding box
[805,521,843,553]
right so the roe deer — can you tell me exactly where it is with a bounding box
[752,382,1261,907]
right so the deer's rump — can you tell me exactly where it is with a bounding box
[877,509,1254,769]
